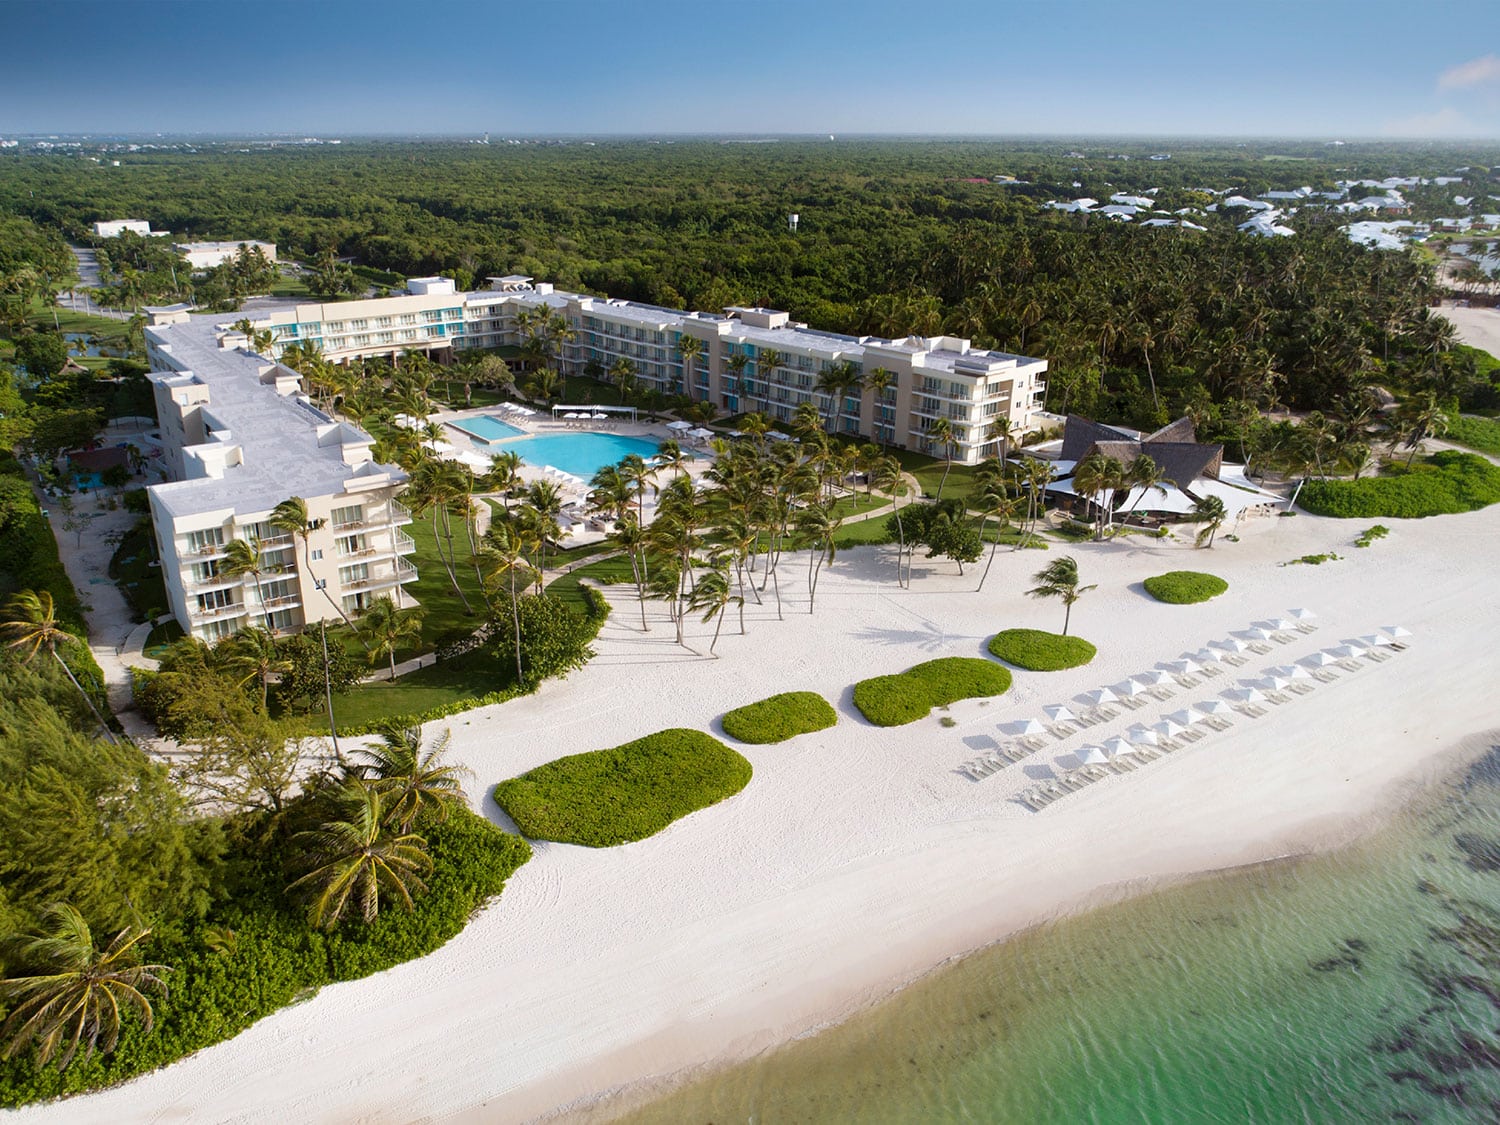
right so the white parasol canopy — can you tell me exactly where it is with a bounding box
[1155,716,1189,737]
[1225,686,1265,704]
[1239,626,1275,641]
[1382,625,1411,638]
[1337,637,1370,651]
[1289,607,1317,620]
[1161,660,1199,676]
[666,419,694,431]
[1211,637,1251,653]
[1360,633,1397,648]
[1077,745,1110,766]
[1327,644,1362,660]
[1102,736,1136,759]
[1126,725,1159,746]
[1184,648,1220,665]
[1257,674,1292,691]
[1268,662,1312,679]
[1111,679,1148,697]
[1163,710,1197,729]
[1004,718,1046,736]
[1043,704,1077,723]
[1133,669,1174,687]
[1259,617,1296,631]
[1080,687,1119,706]
[1194,699,1234,716]
[688,427,716,439]
[1301,651,1338,667]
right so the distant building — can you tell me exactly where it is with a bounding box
[174,240,278,270]
[93,219,163,238]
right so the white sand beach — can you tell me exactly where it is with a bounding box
[14,499,1500,1125]
[1439,300,1500,357]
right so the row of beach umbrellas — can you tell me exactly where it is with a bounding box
[499,402,537,416]
[562,411,611,421]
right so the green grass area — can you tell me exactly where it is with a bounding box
[1297,452,1500,518]
[402,512,487,654]
[320,646,514,732]
[267,272,312,299]
[547,554,635,615]
[852,656,1012,726]
[1446,414,1500,456]
[493,728,752,847]
[143,618,184,656]
[720,691,837,744]
[1142,571,1229,605]
[25,297,132,338]
[987,628,1097,670]
[107,519,167,622]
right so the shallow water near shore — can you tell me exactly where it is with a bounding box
[610,744,1500,1124]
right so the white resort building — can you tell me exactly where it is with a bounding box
[144,308,417,643]
[240,275,1049,463]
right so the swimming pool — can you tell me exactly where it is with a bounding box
[448,414,526,443]
[505,433,674,478]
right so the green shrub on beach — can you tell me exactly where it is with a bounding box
[721,691,836,744]
[493,728,752,847]
[1445,414,1500,456]
[1142,571,1229,605]
[1297,452,1500,518]
[852,657,1012,726]
[987,628,1098,670]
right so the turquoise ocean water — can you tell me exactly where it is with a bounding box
[612,744,1500,1124]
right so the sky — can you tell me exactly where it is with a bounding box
[5,0,1500,139]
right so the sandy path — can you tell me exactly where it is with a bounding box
[13,499,1500,1125]
[1438,300,1500,360]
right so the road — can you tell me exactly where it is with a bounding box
[58,245,132,320]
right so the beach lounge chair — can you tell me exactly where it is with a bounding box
[1179,728,1205,743]
[1198,664,1224,677]
[1047,723,1075,740]
[1002,744,1030,763]
[1311,669,1339,684]
[1295,622,1318,634]
[1271,632,1295,644]
[1248,642,1273,655]
[1222,653,1249,666]
[1116,696,1145,711]
[1366,649,1392,662]
[1174,674,1201,689]
[1287,681,1315,695]
[1337,659,1363,673]
[1232,704,1266,719]
[1156,736,1182,752]
[1148,686,1175,702]
[1020,735,1048,753]
[1265,691,1291,705]
[1018,788,1045,810]
[1202,715,1233,732]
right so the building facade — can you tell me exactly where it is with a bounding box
[144,309,417,643]
[241,276,1048,464]
[174,240,278,271]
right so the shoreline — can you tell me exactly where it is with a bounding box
[535,731,1496,1125]
[11,496,1500,1125]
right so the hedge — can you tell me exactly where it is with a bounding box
[494,728,752,847]
[987,628,1098,670]
[1141,571,1229,605]
[0,810,530,1107]
[721,691,837,744]
[1445,414,1500,456]
[852,657,1012,726]
[1297,452,1500,518]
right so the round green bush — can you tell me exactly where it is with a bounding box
[852,657,1012,726]
[493,728,752,847]
[987,628,1097,671]
[721,691,837,744]
[1142,571,1229,605]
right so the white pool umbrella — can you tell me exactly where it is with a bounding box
[1194,699,1234,716]
[1279,663,1313,679]
[1155,717,1189,738]
[1043,704,1077,723]
[1163,710,1197,728]
[1004,718,1046,736]
[1102,736,1135,759]
[1289,608,1317,620]
[1126,725,1159,746]
[591,412,608,420]
[688,427,715,439]
[1161,660,1197,676]
[1381,625,1411,638]
[1077,745,1110,766]
[1240,626,1274,641]
[1301,651,1337,667]
[1133,669,1174,687]
[666,419,693,431]
[1361,634,1397,648]
[1111,679,1148,697]
[1080,688,1119,707]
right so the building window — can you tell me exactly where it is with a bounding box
[311,549,323,561]
[336,534,365,557]
[331,504,364,527]
[187,528,225,552]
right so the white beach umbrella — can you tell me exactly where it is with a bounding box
[1259,617,1296,631]
[1301,651,1338,667]
[1004,718,1047,736]
[688,427,716,439]
[1327,644,1361,660]
[1211,637,1251,653]
[1163,709,1197,728]
[1111,679,1148,698]
[1224,686,1265,704]
[1194,699,1234,716]
[1240,626,1275,641]
[1043,704,1077,723]
[1080,688,1119,707]
[1289,607,1317,620]
[1381,625,1411,638]
[1155,716,1189,738]
[1160,660,1196,676]
[1126,725,1159,746]
[1102,736,1135,759]
[1337,637,1370,651]
[1183,649,1219,665]
[1258,674,1292,691]
[666,419,693,431]
[1077,745,1110,766]
[1360,634,1397,648]
[564,412,582,419]
[1133,669,1174,687]
[591,412,608,420]
[1278,663,1313,680]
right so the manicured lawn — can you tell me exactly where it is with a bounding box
[988,628,1097,670]
[493,728,753,846]
[852,656,1012,726]
[108,519,167,623]
[1297,452,1500,518]
[324,647,514,731]
[402,511,487,653]
[1142,571,1229,605]
[721,691,836,744]
[547,554,636,615]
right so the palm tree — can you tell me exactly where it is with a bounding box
[1025,555,1095,636]
[794,503,841,614]
[927,416,956,500]
[815,360,859,435]
[974,483,1018,593]
[608,356,638,403]
[1394,392,1449,467]
[688,562,739,656]
[1121,454,1170,524]
[287,782,432,929]
[755,348,784,416]
[725,353,750,407]
[221,625,291,711]
[477,521,539,679]
[865,367,895,447]
[1072,452,1125,540]
[0,904,167,1070]
[675,335,704,398]
[987,417,1015,470]
[871,456,909,588]
[608,514,652,631]
[618,452,659,520]
[654,439,689,479]
[1193,495,1228,548]
[1,590,115,743]
[222,536,275,631]
[351,726,471,833]
[486,449,525,509]
[357,596,426,679]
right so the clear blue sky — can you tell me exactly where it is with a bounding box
[6,0,1500,138]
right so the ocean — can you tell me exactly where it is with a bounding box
[611,744,1500,1124]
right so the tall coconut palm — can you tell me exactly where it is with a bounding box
[357,596,426,679]
[928,416,956,501]
[618,452,659,521]
[974,483,1018,593]
[865,367,895,447]
[221,625,290,711]
[351,726,470,833]
[654,439,689,479]
[608,514,652,632]
[486,450,524,510]
[674,334,704,398]
[688,562,740,656]
[725,353,750,407]
[477,521,539,679]
[1193,495,1228,548]
[0,904,167,1071]
[1394,392,1449,467]
[1072,452,1125,540]
[608,356,638,403]
[755,348,785,416]
[794,503,841,614]
[1,590,115,743]
[871,456,909,588]
[815,360,859,435]
[987,417,1015,470]
[268,496,359,630]
[1121,454,1171,523]
[1025,555,1095,636]
[287,782,432,930]
[222,536,275,631]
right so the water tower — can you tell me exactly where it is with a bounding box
[788,213,799,232]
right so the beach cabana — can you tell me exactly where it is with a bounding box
[1194,699,1234,715]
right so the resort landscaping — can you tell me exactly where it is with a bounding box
[720,691,837,744]
[987,628,1098,670]
[852,657,1013,727]
[1142,571,1230,605]
[493,729,753,847]
[1297,452,1500,518]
